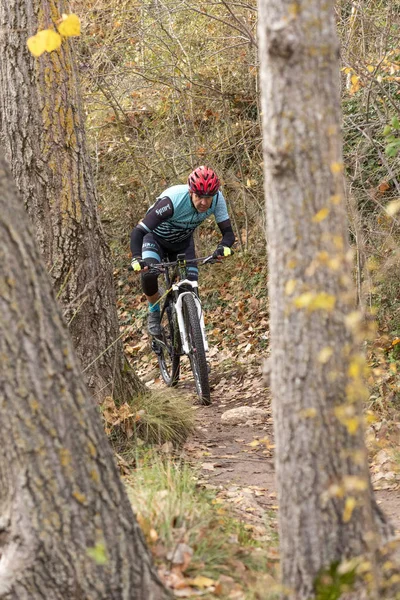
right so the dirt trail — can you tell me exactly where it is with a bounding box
[181,364,400,534]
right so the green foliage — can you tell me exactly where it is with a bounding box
[383,116,400,157]
[86,542,108,565]
[314,561,357,600]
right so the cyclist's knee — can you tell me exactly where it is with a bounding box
[141,258,159,296]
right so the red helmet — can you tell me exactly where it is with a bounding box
[188,165,220,196]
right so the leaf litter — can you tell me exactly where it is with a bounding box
[115,254,400,595]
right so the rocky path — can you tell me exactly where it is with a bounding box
[182,361,400,535]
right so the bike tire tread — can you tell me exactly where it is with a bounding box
[157,301,180,387]
[182,294,211,405]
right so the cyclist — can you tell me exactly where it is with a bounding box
[130,165,235,336]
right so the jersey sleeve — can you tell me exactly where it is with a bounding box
[130,197,174,257]
[218,219,235,247]
[214,191,230,224]
[139,196,174,232]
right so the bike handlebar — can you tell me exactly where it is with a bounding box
[154,255,217,268]
[128,254,223,272]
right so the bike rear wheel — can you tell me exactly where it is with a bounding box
[156,301,180,387]
[182,294,211,405]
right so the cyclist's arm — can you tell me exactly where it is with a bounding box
[213,190,234,247]
[217,219,235,247]
[130,197,174,256]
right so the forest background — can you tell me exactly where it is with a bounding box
[71,1,400,595]
[4,0,399,597]
[77,0,400,403]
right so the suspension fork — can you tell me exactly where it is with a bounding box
[173,283,209,354]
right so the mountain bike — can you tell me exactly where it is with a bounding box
[134,254,220,405]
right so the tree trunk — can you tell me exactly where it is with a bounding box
[0,154,169,599]
[258,1,392,598]
[0,0,145,403]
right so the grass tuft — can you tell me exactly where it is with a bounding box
[102,389,195,449]
[133,389,196,445]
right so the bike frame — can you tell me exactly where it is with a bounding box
[130,252,225,400]
[150,254,215,358]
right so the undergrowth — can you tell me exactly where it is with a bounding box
[102,389,195,449]
[125,452,280,598]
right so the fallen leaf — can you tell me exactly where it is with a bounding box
[188,575,216,588]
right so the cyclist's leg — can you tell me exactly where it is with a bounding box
[141,234,163,335]
[168,235,198,284]
[185,236,199,283]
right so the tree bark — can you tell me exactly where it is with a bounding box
[0,154,169,599]
[0,0,145,403]
[258,1,393,598]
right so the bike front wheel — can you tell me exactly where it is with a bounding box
[182,294,211,405]
[156,301,180,387]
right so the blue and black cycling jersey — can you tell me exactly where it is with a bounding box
[130,184,234,256]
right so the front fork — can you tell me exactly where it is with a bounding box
[173,281,208,354]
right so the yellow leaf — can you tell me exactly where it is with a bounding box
[365,411,378,425]
[260,436,271,447]
[385,199,400,217]
[300,407,317,418]
[328,257,341,270]
[189,575,216,588]
[318,347,333,364]
[327,484,344,498]
[247,439,261,447]
[350,80,361,94]
[58,13,81,37]
[27,34,46,57]
[343,497,357,523]
[311,292,336,311]
[367,65,375,73]
[40,29,62,52]
[285,279,297,296]
[343,476,368,492]
[332,235,344,250]
[351,74,359,85]
[293,291,335,312]
[294,292,314,309]
[330,162,344,174]
[348,355,367,380]
[312,207,330,223]
[317,251,329,263]
[27,29,61,57]
[335,408,359,434]
[344,311,363,331]
[348,362,360,380]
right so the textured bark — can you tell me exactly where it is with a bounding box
[0,156,169,599]
[258,1,392,598]
[0,0,145,402]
